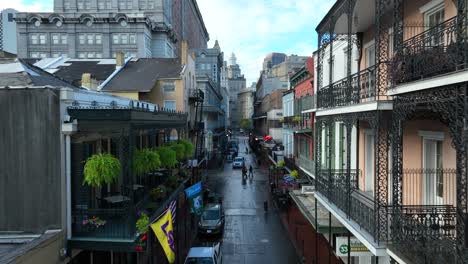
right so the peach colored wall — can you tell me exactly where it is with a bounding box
[403,0,457,40]
[401,120,456,206]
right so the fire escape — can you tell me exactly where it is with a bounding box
[189,88,205,161]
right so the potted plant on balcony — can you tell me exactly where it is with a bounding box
[133,148,161,177]
[136,212,149,235]
[150,185,167,201]
[292,116,301,123]
[82,216,106,232]
[83,153,121,187]
[290,170,299,179]
[279,117,285,123]
[276,160,285,169]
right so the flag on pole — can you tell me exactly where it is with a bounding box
[184,182,203,215]
[151,209,176,263]
[167,200,177,224]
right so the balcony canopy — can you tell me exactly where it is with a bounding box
[67,103,187,133]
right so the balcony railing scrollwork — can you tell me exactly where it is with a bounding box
[318,66,376,109]
[389,205,458,264]
[391,15,468,85]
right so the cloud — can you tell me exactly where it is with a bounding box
[0,0,53,12]
[2,0,333,84]
[197,0,334,84]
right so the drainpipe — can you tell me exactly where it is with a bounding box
[62,121,77,240]
[66,134,71,240]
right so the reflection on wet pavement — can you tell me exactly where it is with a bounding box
[197,136,299,264]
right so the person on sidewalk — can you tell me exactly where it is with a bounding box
[242,164,247,178]
[248,165,253,178]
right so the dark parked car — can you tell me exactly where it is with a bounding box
[198,203,225,235]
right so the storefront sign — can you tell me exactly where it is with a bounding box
[335,236,372,257]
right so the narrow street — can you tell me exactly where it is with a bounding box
[199,136,299,264]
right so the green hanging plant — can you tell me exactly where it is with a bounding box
[136,213,149,235]
[290,170,299,179]
[170,143,186,161]
[156,147,178,168]
[179,139,194,159]
[276,160,285,168]
[133,148,161,176]
[83,153,121,187]
[279,117,285,123]
[292,116,301,123]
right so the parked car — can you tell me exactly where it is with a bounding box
[198,203,225,235]
[232,156,245,169]
[184,243,222,264]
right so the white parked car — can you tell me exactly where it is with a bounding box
[184,243,222,264]
[232,157,245,169]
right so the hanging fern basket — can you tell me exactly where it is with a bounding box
[83,153,121,187]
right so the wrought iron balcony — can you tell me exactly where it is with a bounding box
[317,66,376,109]
[389,205,459,264]
[316,169,386,241]
[72,206,136,240]
[295,94,317,114]
[189,89,204,102]
[391,15,467,85]
[297,155,316,176]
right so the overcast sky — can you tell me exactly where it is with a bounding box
[1,0,334,84]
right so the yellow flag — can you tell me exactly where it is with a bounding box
[151,210,176,263]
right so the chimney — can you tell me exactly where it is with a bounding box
[116,51,125,68]
[81,73,92,89]
[181,40,188,65]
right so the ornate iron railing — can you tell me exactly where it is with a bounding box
[391,16,467,85]
[295,95,317,114]
[72,206,136,239]
[400,168,456,206]
[297,155,316,176]
[389,205,458,264]
[317,66,376,109]
[189,89,204,101]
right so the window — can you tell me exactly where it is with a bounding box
[79,34,85,45]
[77,0,84,9]
[64,0,71,9]
[52,52,67,58]
[52,34,60,44]
[129,34,136,44]
[78,52,86,59]
[61,35,67,44]
[87,52,95,58]
[87,34,94,44]
[31,35,38,45]
[95,34,102,45]
[95,53,102,58]
[365,42,376,67]
[39,34,47,44]
[113,35,120,44]
[121,34,128,44]
[7,13,13,22]
[30,52,39,58]
[163,82,175,93]
[164,100,176,111]
[424,3,445,46]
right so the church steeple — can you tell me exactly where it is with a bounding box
[229,53,237,66]
[213,40,220,50]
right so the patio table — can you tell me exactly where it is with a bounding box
[103,195,130,204]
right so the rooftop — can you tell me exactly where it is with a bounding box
[102,58,182,92]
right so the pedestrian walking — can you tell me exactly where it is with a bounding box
[242,164,247,178]
[248,165,253,178]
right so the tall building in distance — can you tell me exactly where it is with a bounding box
[262,52,286,71]
[0,8,17,54]
[15,0,209,59]
[226,53,246,129]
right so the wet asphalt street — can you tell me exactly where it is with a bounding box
[198,136,299,264]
